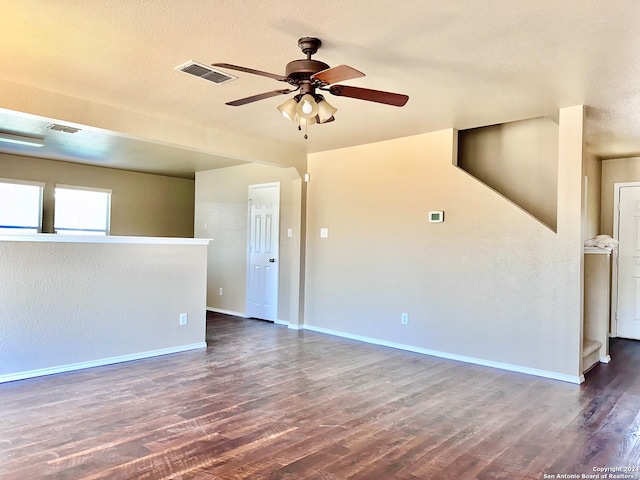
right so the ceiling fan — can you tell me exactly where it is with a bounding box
[213,37,409,138]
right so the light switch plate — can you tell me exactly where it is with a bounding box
[320,228,328,238]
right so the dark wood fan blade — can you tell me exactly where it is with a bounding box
[329,85,409,107]
[213,63,288,82]
[225,89,295,106]
[315,115,335,124]
[312,65,365,85]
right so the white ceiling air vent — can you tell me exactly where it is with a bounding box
[175,61,237,85]
[48,124,81,134]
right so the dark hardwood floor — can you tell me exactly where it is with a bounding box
[1,312,640,479]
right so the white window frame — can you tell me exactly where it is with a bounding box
[0,177,44,234]
[54,184,112,235]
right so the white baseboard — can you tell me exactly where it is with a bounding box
[600,355,612,363]
[273,319,304,329]
[207,307,249,318]
[302,324,584,384]
[207,308,288,325]
[0,342,207,384]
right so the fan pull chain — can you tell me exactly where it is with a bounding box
[296,123,308,140]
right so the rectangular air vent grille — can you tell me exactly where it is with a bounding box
[175,61,237,85]
[48,124,81,134]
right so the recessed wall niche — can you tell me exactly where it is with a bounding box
[457,117,559,231]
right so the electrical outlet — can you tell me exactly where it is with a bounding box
[179,313,188,326]
[219,287,223,296]
[401,313,409,325]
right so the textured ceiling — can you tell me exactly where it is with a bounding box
[1,0,640,177]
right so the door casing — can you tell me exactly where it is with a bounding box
[246,182,280,321]
[611,181,640,338]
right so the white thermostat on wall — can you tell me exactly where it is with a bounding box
[429,211,444,223]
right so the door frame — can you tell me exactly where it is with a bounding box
[611,181,640,338]
[245,181,280,320]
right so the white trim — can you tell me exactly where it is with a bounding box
[584,246,613,254]
[206,307,249,318]
[0,234,210,245]
[288,323,304,330]
[246,182,280,321]
[611,247,619,338]
[0,178,45,234]
[0,342,207,384]
[0,177,45,188]
[301,324,584,384]
[611,182,640,337]
[600,355,612,363]
[54,185,112,235]
[205,309,289,326]
[55,183,113,194]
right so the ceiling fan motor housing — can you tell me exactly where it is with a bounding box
[285,59,330,81]
[286,37,329,88]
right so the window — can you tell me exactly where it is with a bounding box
[0,178,44,234]
[54,185,112,235]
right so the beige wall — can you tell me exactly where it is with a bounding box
[0,153,194,237]
[601,157,640,236]
[1,103,588,382]
[0,238,208,381]
[583,150,601,239]
[304,106,584,379]
[458,117,559,231]
[195,163,302,323]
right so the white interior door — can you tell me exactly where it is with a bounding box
[247,183,279,321]
[617,185,640,339]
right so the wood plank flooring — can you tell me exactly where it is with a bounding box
[1,312,640,479]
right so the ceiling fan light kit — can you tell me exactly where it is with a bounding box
[316,96,337,123]
[276,93,337,138]
[212,37,409,139]
[296,94,319,119]
[278,98,298,121]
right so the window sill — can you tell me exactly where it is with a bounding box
[0,233,210,246]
